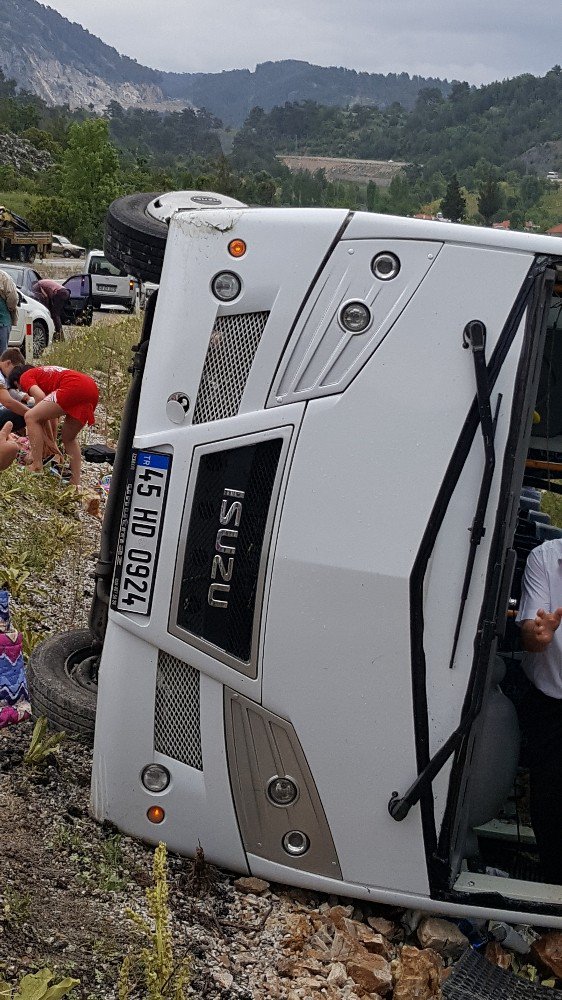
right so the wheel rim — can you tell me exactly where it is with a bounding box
[33,323,47,357]
[145,190,246,225]
[65,647,100,692]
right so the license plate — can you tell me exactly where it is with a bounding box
[111,450,172,615]
[98,283,117,292]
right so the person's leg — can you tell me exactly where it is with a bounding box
[24,399,66,471]
[61,415,85,486]
[50,289,70,338]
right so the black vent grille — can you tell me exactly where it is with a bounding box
[176,439,283,662]
[192,312,269,424]
[154,651,202,770]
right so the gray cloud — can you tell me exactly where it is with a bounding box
[43,0,560,84]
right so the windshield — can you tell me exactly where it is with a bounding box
[89,255,126,278]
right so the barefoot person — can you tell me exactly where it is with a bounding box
[9,364,99,486]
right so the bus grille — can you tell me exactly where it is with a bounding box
[192,311,269,424]
[154,650,202,770]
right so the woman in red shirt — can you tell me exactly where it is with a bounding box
[9,364,99,486]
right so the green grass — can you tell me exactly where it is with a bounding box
[0,314,141,651]
[0,190,41,218]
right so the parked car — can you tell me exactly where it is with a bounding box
[51,234,86,259]
[0,264,94,344]
[86,250,140,312]
[9,290,54,357]
[0,263,42,294]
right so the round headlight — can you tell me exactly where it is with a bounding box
[267,776,299,806]
[371,252,400,281]
[339,301,371,334]
[282,830,310,856]
[141,764,170,793]
[212,271,241,301]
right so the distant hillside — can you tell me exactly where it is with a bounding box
[0,0,452,123]
[161,60,453,125]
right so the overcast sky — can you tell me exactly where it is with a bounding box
[42,0,560,84]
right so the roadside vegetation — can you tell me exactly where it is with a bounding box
[0,316,139,658]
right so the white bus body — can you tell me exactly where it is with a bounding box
[89,205,562,925]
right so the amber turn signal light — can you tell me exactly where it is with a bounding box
[228,239,246,258]
[147,805,165,824]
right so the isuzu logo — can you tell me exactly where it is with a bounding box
[208,488,245,608]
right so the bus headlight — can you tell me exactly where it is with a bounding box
[212,271,241,301]
[141,764,170,792]
[339,301,371,334]
[267,776,299,806]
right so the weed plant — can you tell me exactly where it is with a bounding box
[119,843,192,1000]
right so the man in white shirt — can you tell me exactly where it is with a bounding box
[518,537,562,883]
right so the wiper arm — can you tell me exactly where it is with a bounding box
[449,321,502,668]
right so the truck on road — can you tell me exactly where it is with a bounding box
[0,205,52,263]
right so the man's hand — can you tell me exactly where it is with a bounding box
[521,607,562,652]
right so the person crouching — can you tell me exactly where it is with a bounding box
[9,364,99,487]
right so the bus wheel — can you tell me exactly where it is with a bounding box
[105,191,169,285]
[27,629,98,743]
[105,190,246,285]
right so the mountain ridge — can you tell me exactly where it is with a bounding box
[2,0,452,123]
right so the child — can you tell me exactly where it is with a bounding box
[9,364,99,487]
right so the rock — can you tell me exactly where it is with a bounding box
[368,915,400,940]
[327,962,348,987]
[352,922,392,957]
[393,945,443,1000]
[346,953,393,995]
[416,917,468,959]
[234,876,270,895]
[212,969,233,989]
[485,942,512,970]
[532,931,562,979]
[331,928,357,962]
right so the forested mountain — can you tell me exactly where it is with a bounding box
[233,69,562,177]
[1,0,451,122]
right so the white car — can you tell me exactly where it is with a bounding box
[9,291,54,357]
[51,234,86,259]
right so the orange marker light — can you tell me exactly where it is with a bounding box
[147,806,165,824]
[228,239,246,258]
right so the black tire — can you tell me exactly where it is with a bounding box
[17,245,27,262]
[63,249,71,258]
[27,245,37,263]
[32,320,48,357]
[105,192,168,284]
[27,629,98,743]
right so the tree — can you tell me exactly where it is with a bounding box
[477,175,502,224]
[61,118,122,246]
[440,174,467,222]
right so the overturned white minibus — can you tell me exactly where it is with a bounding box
[30,193,562,926]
